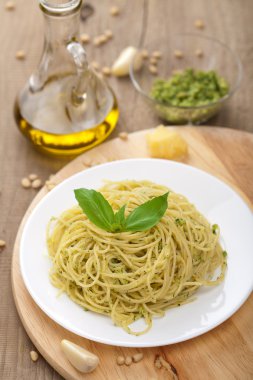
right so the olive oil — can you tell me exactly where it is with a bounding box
[14,0,119,156]
[15,75,119,156]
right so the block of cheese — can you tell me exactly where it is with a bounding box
[146,125,188,159]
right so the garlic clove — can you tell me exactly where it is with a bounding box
[61,339,99,373]
[111,46,143,77]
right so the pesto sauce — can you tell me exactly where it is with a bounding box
[151,68,229,107]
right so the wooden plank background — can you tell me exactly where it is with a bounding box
[0,0,253,379]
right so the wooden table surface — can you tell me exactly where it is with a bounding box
[0,1,253,379]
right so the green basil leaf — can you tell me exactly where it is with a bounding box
[125,192,169,232]
[74,188,115,231]
[112,205,126,232]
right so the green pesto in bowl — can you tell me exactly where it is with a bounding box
[150,68,229,124]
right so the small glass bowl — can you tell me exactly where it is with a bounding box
[130,34,242,125]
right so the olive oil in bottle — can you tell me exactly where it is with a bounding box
[15,0,119,156]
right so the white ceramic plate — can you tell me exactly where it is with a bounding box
[20,159,253,347]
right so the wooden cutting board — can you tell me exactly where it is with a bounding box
[12,127,253,380]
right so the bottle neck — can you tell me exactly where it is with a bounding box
[43,11,80,45]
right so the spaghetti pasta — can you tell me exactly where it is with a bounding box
[47,180,227,335]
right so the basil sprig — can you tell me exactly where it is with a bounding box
[74,188,169,232]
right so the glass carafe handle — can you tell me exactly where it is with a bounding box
[66,41,90,106]
[66,41,88,71]
[66,40,114,133]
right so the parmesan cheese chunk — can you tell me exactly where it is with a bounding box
[146,125,188,159]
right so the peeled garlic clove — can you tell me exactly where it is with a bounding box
[111,46,143,77]
[61,339,99,373]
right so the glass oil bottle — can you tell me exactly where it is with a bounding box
[14,0,119,156]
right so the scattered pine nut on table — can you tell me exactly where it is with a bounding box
[80,33,90,44]
[149,65,158,75]
[118,132,128,140]
[110,6,120,16]
[5,1,15,11]
[152,51,162,59]
[30,351,39,362]
[0,240,6,248]
[174,49,184,59]
[16,50,26,60]
[28,173,38,181]
[116,356,125,365]
[194,19,205,29]
[31,179,42,189]
[125,356,132,366]
[21,178,31,188]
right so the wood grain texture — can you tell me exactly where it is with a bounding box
[12,127,253,380]
[0,0,253,379]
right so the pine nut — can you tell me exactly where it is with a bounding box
[195,48,204,58]
[110,6,120,16]
[21,178,31,188]
[152,50,162,59]
[30,351,39,362]
[45,180,55,191]
[118,132,128,140]
[0,240,6,248]
[116,356,125,365]
[80,33,90,44]
[149,65,158,75]
[125,356,132,366]
[132,353,144,363]
[194,19,205,29]
[16,50,26,60]
[28,173,38,181]
[104,29,113,39]
[32,179,42,189]
[154,356,162,369]
[5,1,15,10]
[99,35,108,44]
[174,50,184,59]
[93,37,102,46]
[102,67,111,76]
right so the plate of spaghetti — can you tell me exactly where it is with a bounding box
[20,159,253,347]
